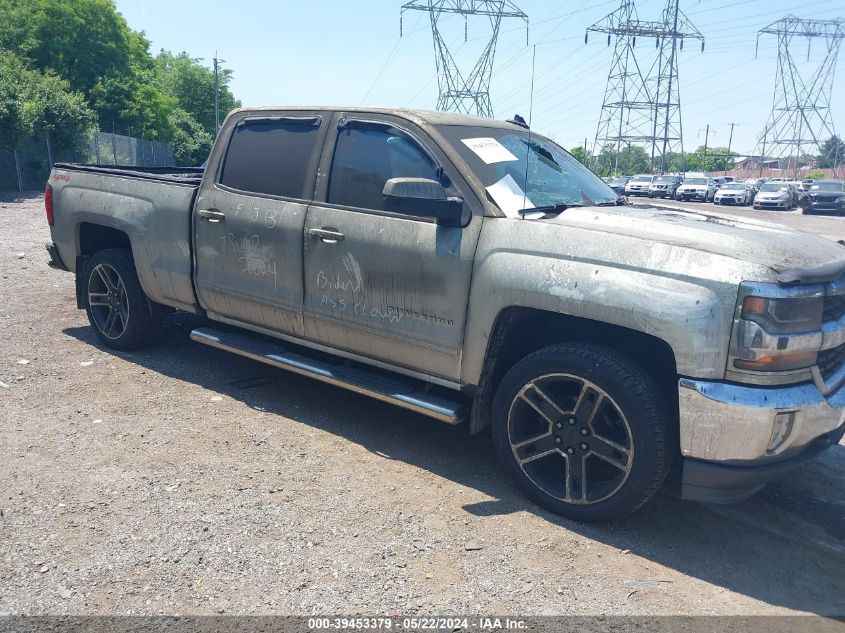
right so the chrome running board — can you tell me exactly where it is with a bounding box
[190,327,466,424]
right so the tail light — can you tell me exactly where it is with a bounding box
[45,183,54,226]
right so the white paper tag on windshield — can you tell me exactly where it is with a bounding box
[461,137,519,164]
[486,174,535,218]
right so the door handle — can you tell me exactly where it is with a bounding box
[307,227,345,243]
[197,209,225,223]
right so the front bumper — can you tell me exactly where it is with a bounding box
[677,377,845,501]
[714,197,743,205]
[677,190,707,200]
[754,198,791,209]
[806,202,845,213]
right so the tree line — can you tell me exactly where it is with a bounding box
[569,137,844,176]
[0,0,239,166]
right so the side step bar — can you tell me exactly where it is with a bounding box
[190,327,466,424]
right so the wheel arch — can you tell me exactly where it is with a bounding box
[469,307,679,443]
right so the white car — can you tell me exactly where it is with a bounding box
[714,182,755,206]
[675,177,716,202]
[624,175,654,196]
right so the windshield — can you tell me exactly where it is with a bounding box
[438,125,617,213]
[683,178,706,185]
[810,182,844,192]
[631,176,652,182]
[655,176,677,183]
[760,183,788,192]
[722,183,745,190]
[609,178,627,185]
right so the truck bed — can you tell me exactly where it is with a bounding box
[48,163,202,313]
[52,163,204,185]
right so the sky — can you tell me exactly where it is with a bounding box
[113,0,844,157]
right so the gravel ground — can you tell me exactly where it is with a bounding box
[1,192,844,617]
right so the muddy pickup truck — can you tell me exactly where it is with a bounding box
[45,107,845,522]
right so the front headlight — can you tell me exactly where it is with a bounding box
[729,284,824,375]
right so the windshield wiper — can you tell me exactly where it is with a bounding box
[517,203,574,217]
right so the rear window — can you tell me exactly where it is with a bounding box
[219,117,322,198]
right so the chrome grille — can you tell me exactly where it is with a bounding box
[818,343,845,382]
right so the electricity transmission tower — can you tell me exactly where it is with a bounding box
[586,0,703,174]
[754,16,844,178]
[400,1,528,118]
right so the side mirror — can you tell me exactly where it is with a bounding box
[382,177,464,227]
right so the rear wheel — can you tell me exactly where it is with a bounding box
[84,248,159,350]
[491,343,670,522]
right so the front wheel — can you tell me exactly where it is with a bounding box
[83,248,159,350]
[491,343,670,522]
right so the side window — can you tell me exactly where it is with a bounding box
[219,118,322,198]
[327,127,439,211]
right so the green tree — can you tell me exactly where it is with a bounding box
[593,143,651,176]
[0,51,94,152]
[617,145,650,175]
[0,0,240,165]
[0,0,149,96]
[155,51,239,133]
[169,108,213,166]
[818,136,845,169]
[685,145,737,172]
[569,146,589,166]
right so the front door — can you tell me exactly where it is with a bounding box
[194,113,326,335]
[302,115,482,382]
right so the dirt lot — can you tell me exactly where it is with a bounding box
[1,191,844,617]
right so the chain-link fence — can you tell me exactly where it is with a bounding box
[0,126,175,191]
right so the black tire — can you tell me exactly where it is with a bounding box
[491,343,670,522]
[83,248,159,350]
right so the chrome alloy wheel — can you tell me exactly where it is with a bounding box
[87,263,130,340]
[507,374,634,505]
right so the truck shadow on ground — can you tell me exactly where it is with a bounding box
[64,318,845,615]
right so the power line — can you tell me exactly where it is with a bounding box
[400,0,529,118]
[587,0,704,173]
[753,15,844,178]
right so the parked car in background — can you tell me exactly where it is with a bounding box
[624,174,654,196]
[800,179,815,192]
[606,176,630,195]
[675,177,716,202]
[753,182,798,210]
[800,180,845,215]
[714,182,755,206]
[648,175,683,199]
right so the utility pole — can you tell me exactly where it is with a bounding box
[699,124,715,172]
[400,1,528,118]
[213,53,226,133]
[725,122,736,175]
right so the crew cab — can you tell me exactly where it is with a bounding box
[45,107,845,522]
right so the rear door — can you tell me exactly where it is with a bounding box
[193,112,327,336]
[301,113,482,381]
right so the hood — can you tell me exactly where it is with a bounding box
[678,184,706,190]
[540,204,845,276]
